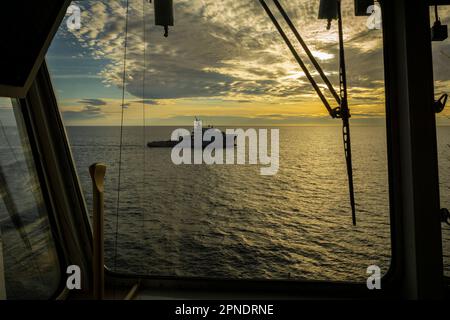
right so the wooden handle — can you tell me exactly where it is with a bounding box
[89,163,106,300]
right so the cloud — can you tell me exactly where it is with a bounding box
[84,105,103,114]
[219,99,253,104]
[132,99,160,105]
[63,0,387,105]
[77,98,108,106]
[63,98,108,120]
[144,113,385,126]
[63,108,105,120]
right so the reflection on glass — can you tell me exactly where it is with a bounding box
[0,98,60,299]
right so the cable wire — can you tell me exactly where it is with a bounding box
[141,0,148,276]
[113,0,130,274]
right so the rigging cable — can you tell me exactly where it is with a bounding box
[142,0,148,276]
[113,0,130,275]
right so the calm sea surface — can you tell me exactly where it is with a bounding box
[63,126,450,281]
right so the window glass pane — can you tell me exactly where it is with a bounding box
[432,5,450,277]
[47,0,390,281]
[0,98,61,299]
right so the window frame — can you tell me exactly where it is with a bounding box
[104,0,447,298]
[53,0,396,297]
[0,97,66,299]
[12,0,448,299]
[13,63,94,299]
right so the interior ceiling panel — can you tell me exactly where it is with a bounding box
[0,0,71,97]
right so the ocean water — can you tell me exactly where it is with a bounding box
[67,125,399,282]
[1,124,449,287]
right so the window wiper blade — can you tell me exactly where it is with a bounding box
[259,0,356,225]
[336,0,356,225]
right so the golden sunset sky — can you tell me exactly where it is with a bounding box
[42,0,450,126]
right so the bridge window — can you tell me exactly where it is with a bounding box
[0,98,61,299]
[46,0,391,282]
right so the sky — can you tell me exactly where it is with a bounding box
[43,0,450,126]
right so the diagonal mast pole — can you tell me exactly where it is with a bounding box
[259,0,335,116]
[272,0,341,105]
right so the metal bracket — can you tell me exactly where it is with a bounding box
[332,106,351,119]
[441,208,450,225]
[434,93,448,113]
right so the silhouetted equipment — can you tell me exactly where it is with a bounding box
[354,0,374,16]
[441,208,450,226]
[89,163,106,300]
[434,93,448,113]
[318,0,338,29]
[153,0,174,37]
[431,5,448,41]
[432,20,448,41]
[260,0,357,225]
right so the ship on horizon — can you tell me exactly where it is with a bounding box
[147,118,237,148]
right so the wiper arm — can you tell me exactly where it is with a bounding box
[337,0,356,225]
